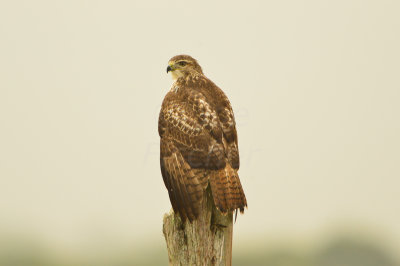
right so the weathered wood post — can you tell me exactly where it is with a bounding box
[163,187,233,266]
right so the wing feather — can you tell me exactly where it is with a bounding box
[160,138,205,221]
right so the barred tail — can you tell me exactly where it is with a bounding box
[210,164,247,214]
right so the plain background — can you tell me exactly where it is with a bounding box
[0,0,399,263]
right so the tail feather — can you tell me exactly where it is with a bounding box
[210,171,228,213]
[210,164,247,214]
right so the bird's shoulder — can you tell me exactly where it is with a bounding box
[165,74,230,110]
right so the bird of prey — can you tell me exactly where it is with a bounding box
[159,55,247,222]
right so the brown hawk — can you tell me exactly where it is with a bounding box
[159,55,247,222]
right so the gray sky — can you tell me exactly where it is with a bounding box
[0,0,399,252]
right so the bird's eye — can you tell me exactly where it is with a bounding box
[178,61,187,66]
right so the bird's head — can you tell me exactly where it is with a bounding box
[167,55,203,81]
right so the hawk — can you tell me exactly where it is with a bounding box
[159,55,247,222]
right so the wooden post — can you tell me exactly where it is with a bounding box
[163,187,233,266]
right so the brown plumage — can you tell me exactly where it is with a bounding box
[159,55,247,222]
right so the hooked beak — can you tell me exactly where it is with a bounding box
[166,65,172,73]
